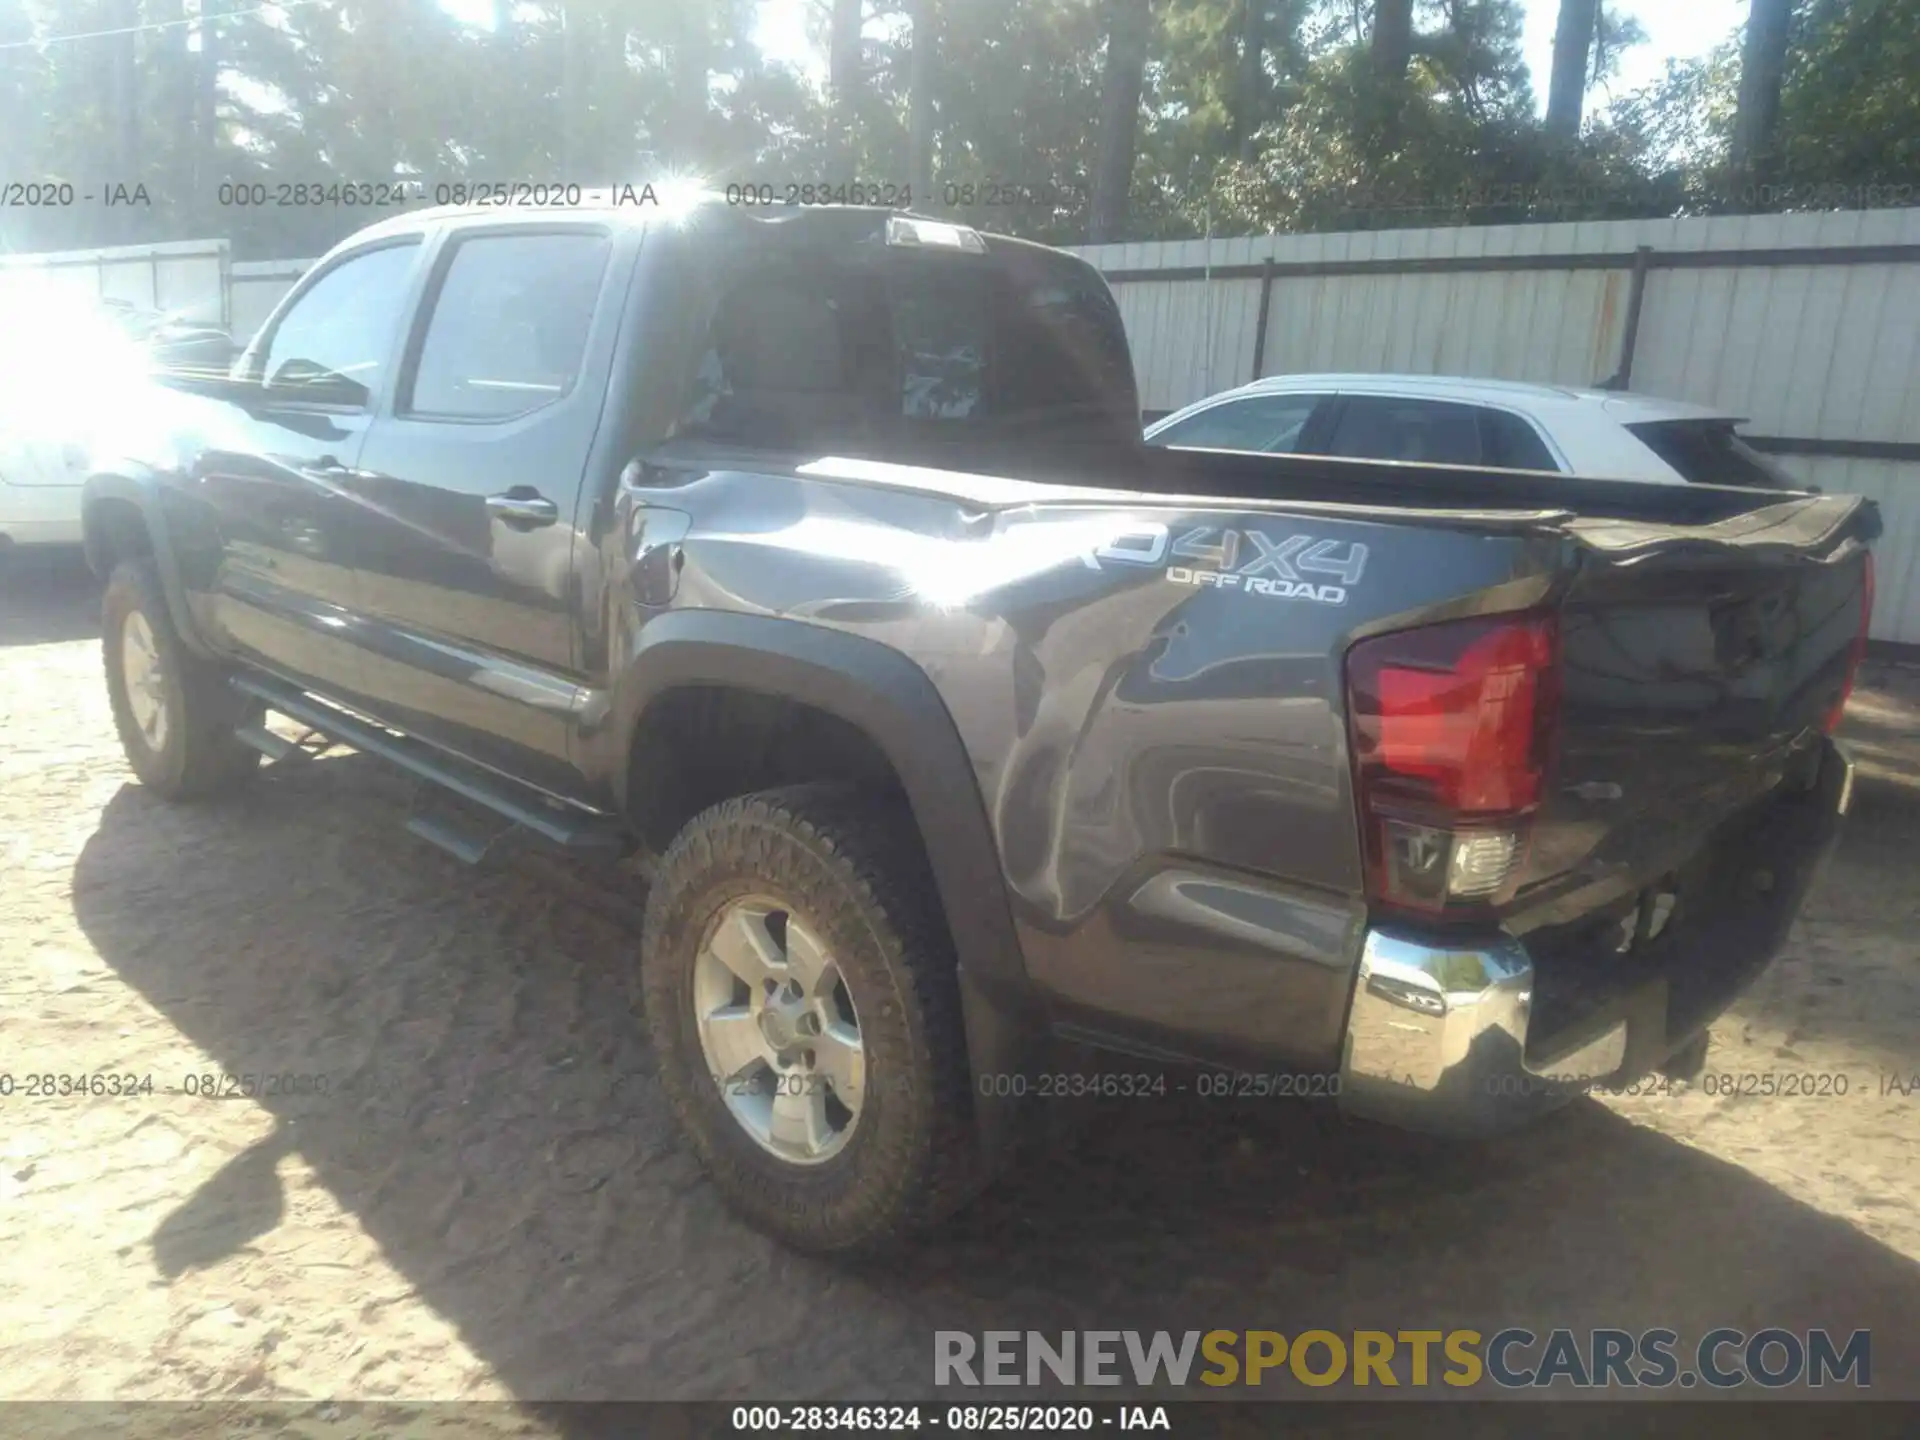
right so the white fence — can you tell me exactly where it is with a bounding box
[0,238,230,327]
[1073,208,1920,645]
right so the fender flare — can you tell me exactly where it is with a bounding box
[613,610,1050,1156]
[615,609,1030,998]
[80,470,217,660]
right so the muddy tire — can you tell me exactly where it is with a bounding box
[102,559,261,801]
[639,784,984,1253]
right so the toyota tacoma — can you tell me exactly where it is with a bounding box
[81,200,1876,1252]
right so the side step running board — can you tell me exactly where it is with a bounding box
[230,673,625,859]
[233,722,305,763]
[404,813,495,866]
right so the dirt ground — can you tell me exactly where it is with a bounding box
[2,549,1918,1413]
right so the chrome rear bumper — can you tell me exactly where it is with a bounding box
[1338,738,1854,1137]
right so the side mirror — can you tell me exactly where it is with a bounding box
[266,358,367,408]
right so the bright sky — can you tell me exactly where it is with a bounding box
[444,0,1750,116]
[1517,0,1746,113]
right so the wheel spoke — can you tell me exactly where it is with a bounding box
[784,922,837,1000]
[127,617,156,670]
[705,906,784,990]
[120,612,172,751]
[702,1004,771,1082]
[814,1020,865,1111]
[769,1085,832,1157]
[691,897,867,1166]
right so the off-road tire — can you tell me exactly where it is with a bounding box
[102,559,261,800]
[640,784,985,1253]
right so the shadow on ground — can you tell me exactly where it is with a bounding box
[67,728,1920,1404]
[0,546,98,646]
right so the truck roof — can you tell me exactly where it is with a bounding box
[340,194,1066,263]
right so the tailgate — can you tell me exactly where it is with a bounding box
[1512,493,1875,933]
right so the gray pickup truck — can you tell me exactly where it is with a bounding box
[82,201,1876,1253]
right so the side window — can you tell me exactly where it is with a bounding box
[1148,394,1324,453]
[258,243,419,407]
[1326,396,1485,466]
[1480,409,1561,472]
[404,230,612,421]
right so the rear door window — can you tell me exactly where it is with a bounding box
[1480,408,1561,472]
[404,230,612,420]
[1625,420,1800,489]
[1148,394,1327,453]
[1325,396,1486,466]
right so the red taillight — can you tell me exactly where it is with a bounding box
[1822,552,1874,735]
[1347,613,1559,916]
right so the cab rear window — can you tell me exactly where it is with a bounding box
[668,233,1140,456]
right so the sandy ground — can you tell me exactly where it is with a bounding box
[2,550,1918,1416]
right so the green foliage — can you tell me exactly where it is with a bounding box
[0,0,1913,257]
[1589,1,1648,92]
[1778,0,1920,186]
[1606,44,1742,205]
[909,0,1109,240]
[1604,0,1919,214]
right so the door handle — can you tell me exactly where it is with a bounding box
[301,454,359,489]
[486,490,559,529]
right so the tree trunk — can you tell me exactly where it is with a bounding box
[829,0,862,165]
[1370,0,1413,80]
[666,7,708,163]
[193,0,221,234]
[1233,0,1265,160]
[560,2,585,174]
[1731,0,1793,182]
[907,0,935,206]
[487,0,515,173]
[1544,0,1598,139]
[147,0,190,239]
[109,0,141,241]
[1088,0,1151,244]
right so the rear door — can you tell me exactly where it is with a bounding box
[196,238,424,696]
[1322,394,1564,471]
[337,223,624,798]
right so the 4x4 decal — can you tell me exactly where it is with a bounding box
[1081,523,1368,606]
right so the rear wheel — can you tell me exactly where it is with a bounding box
[102,559,261,800]
[639,784,984,1253]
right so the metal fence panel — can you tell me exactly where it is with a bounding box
[0,239,228,325]
[1074,208,1920,644]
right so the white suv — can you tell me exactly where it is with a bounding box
[1144,373,1803,488]
[0,297,230,551]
